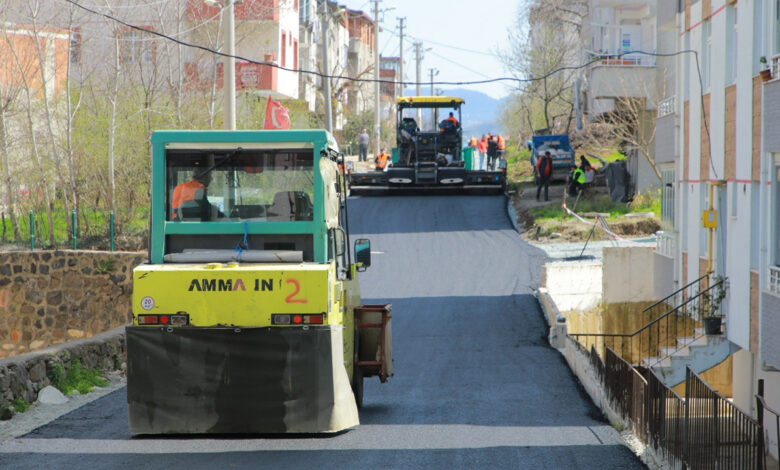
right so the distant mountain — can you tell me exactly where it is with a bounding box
[403,88,506,138]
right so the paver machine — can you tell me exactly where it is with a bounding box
[127,130,392,434]
[349,96,506,194]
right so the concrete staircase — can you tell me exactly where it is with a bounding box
[642,327,740,387]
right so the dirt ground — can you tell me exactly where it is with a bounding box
[511,182,660,243]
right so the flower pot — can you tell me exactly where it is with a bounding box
[704,316,723,335]
[761,68,773,82]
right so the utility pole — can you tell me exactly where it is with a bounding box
[223,0,236,130]
[397,17,405,97]
[414,41,422,124]
[320,0,332,132]
[429,68,438,128]
[373,0,381,157]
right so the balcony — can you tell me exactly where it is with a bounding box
[587,51,657,103]
[771,265,780,296]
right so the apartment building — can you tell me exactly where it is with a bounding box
[0,23,69,101]
[658,0,780,459]
[185,0,300,100]
[582,0,667,193]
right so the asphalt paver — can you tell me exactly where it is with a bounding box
[0,195,646,469]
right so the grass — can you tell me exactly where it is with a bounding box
[48,360,108,396]
[0,205,149,247]
[529,189,661,224]
[12,398,30,413]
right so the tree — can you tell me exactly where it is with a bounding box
[498,0,586,137]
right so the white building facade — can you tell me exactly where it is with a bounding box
[661,0,780,460]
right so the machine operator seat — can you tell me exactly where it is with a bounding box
[267,191,314,221]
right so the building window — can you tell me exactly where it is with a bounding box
[69,28,81,65]
[293,39,298,70]
[726,5,737,84]
[281,31,287,67]
[775,162,780,266]
[702,21,711,90]
[120,28,155,65]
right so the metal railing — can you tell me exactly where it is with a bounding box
[583,347,764,470]
[655,230,676,258]
[769,266,780,296]
[646,367,686,468]
[657,96,676,118]
[757,379,780,470]
[771,54,780,81]
[586,48,657,67]
[686,368,763,469]
[571,273,715,364]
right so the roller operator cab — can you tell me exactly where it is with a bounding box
[349,96,506,194]
[127,130,392,435]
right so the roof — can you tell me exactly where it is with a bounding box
[396,96,465,108]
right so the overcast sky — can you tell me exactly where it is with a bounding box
[336,0,523,100]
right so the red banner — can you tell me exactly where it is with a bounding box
[263,95,291,130]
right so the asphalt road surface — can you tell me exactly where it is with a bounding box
[0,195,646,469]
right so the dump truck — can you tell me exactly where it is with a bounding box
[527,134,576,182]
[349,96,506,194]
[127,130,392,434]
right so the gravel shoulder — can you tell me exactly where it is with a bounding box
[0,373,126,442]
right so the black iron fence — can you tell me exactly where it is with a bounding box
[685,368,763,470]
[577,344,764,470]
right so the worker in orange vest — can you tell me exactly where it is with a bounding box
[172,170,216,220]
[444,112,458,127]
[375,148,389,172]
[496,135,506,169]
[476,135,488,170]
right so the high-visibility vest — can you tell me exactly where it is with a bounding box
[497,136,506,150]
[171,179,205,219]
[376,153,389,169]
[573,168,585,184]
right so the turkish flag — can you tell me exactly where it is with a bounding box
[263,95,291,130]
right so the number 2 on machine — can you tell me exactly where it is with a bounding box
[285,278,308,304]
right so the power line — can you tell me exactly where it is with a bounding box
[59,0,708,99]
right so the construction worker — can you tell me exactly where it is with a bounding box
[568,163,586,197]
[477,135,488,170]
[444,112,458,127]
[375,148,389,172]
[357,128,369,162]
[496,135,506,167]
[487,133,498,170]
[535,151,553,201]
[172,169,219,221]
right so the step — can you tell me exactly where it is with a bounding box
[677,335,707,348]
[659,345,690,358]
[642,356,671,368]
[651,337,740,387]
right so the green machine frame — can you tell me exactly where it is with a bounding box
[150,130,337,264]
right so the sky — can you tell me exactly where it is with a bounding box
[337,0,523,101]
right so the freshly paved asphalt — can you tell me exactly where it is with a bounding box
[0,195,646,469]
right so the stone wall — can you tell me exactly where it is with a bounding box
[0,250,146,358]
[0,326,125,418]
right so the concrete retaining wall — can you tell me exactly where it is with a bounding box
[541,261,602,312]
[0,326,125,418]
[603,246,657,303]
[0,250,145,358]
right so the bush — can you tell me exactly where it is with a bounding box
[49,360,108,395]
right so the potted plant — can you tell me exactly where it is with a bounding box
[760,57,773,82]
[702,276,727,335]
